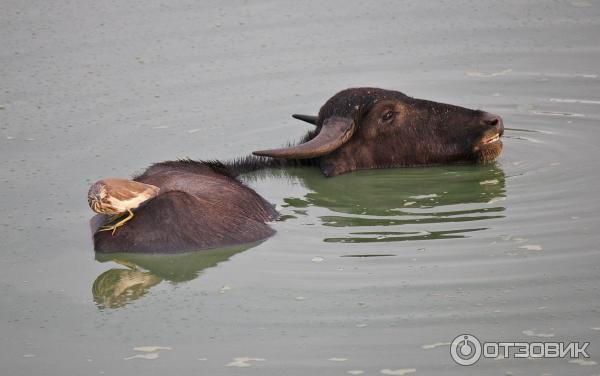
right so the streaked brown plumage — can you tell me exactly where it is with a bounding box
[88,178,160,235]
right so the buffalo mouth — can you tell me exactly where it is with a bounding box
[474,131,504,162]
[482,133,501,145]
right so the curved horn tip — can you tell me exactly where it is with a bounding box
[292,114,318,125]
[252,150,270,157]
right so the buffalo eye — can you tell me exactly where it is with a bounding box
[381,111,396,123]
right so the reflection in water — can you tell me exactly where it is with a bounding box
[92,269,161,309]
[258,164,506,243]
[92,243,259,309]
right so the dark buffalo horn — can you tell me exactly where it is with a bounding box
[253,116,355,159]
[292,114,318,125]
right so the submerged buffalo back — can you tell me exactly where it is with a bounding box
[93,160,277,253]
[135,160,276,224]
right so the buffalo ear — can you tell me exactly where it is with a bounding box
[292,114,318,126]
[253,116,355,159]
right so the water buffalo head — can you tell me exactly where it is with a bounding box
[253,87,504,176]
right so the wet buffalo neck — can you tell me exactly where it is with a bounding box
[222,154,318,177]
[222,129,320,177]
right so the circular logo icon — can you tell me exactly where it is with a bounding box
[450,334,482,366]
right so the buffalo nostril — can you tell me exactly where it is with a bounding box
[481,113,504,132]
[485,117,499,126]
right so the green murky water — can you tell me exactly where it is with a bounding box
[263,166,505,244]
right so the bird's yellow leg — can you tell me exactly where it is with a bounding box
[98,209,135,236]
[98,214,124,233]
